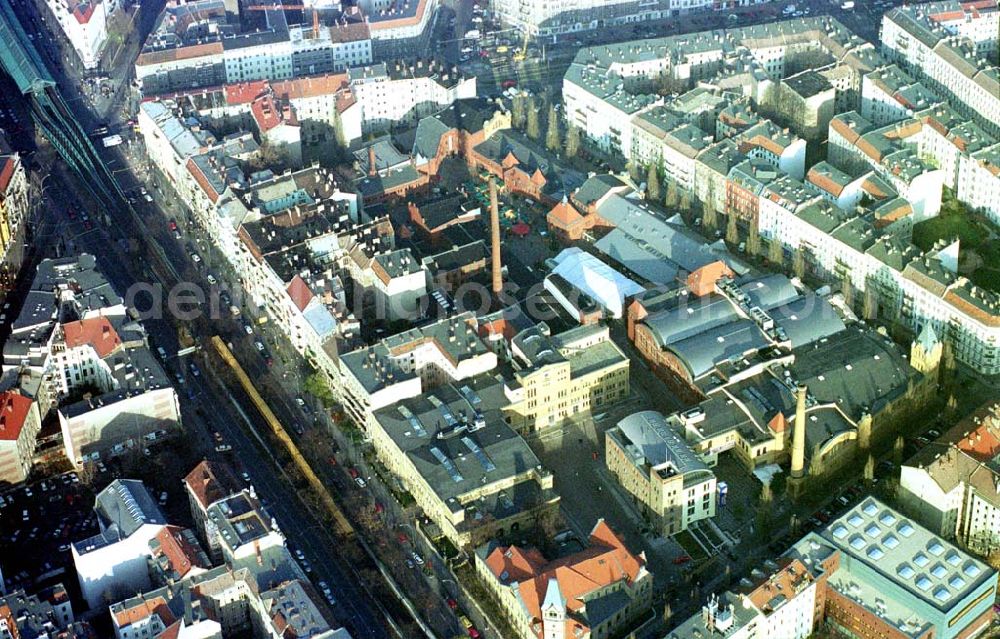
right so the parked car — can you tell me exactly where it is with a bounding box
[672,554,691,565]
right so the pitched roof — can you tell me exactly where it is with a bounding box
[287,275,314,313]
[485,520,646,637]
[0,391,33,442]
[113,596,175,630]
[183,460,242,510]
[547,200,584,228]
[62,316,122,358]
[0,156,17,193]
[151,525,209,580]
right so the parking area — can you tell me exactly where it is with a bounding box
[0,473,96,598]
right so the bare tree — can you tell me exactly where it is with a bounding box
[769,235,783,266]
[747,215,761,255]
[546,104,561,153]
[725,212,739,246]
[526,99,541,140]
[702,192,717,230]
[565,125,582,158]
[646,163,661,202]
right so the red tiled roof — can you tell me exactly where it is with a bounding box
[136,42,224,68]
[155,621,182,639]
[0,156,16,193]
[547,201,584,229]
[271,74,349,101]
[153,526,208,579]
[250,94,298,133]
[62,317,122,358]
[287,275,314,313]
[225,80,269,106]
[485,520,645,638]
[0,391,33,441]
[184,460,241,509]
[113,596,175,630]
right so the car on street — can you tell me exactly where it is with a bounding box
[411,551,424,566]
[190,252,201,264]
[255,340,265,352]
[215,444,232,453]
[244,323,253,335]
[206,274,217,285]
[672,554,691,565]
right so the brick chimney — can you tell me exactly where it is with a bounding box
[368,146,377,177]
[489,178,502,295]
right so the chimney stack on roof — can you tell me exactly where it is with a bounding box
[368,146,377,177]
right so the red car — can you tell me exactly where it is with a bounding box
[396,532,409,544]
[501,79,517,89]
[168,220,178,231]
[374,502,384,514]
[468,628,480,638]
[328,456,337,466]
[446,598,458,611]
[348,468,359,479]
[672,554,692,565]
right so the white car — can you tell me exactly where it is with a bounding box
[354,477,367,489]
[190,252,201,264]
[206,274,217,285]
[411,552,424,566]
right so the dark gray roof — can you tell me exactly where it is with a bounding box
[94,479,165,540]
[664,319,770,378]
[738,274,799,310]
[572,174,627,208]
[769,295,846,348]
[790,326,915,420]
[644,294,740,348]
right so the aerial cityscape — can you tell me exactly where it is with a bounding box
[0,0,997,638]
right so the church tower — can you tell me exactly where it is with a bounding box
[541,577,566,639]
[911,323,943,375]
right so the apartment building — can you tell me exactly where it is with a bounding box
[667,559,823,639]
[0,389,41,485]
[368,375,559,547]
[475,520,652,639]
[753,161,1000,375]
[148,525,212,586]
[0,148,28,293]
[0,584,84,638]
[183,460,243,562]
[786,498,997,639]
[563,16,876,160]
[346,60,476,133]
[899,400,1000,555]
[861,65,942,126]
[880,1,1000,138]
[338,313,497,429]
[135,0,373,95]
[827,113,944,220]
[111,566,345,639]
[44,0,111,69]
[135,0,439,95]
[606,411,717,535]
[499,324,629,433]
[72,480,168,609]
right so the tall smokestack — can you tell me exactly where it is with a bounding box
[368,146,377,177]
[489,177,502,295]
[790,383,807,479]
